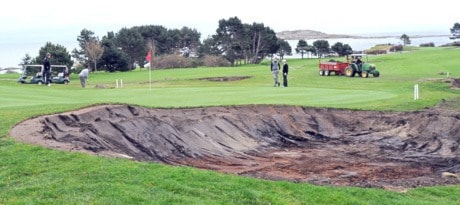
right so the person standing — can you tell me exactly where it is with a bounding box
[79,68,90,88]
[64,66,69,80]
[270,57,280,87]
[282,59,289,87]
[43,53,52,86]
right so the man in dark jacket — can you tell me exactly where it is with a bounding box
[282,59,289,87]
[43,53,52,86]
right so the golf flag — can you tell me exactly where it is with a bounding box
[146,49,152,91]
[145,50,151,62]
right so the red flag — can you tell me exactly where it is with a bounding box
[145,50,151,62]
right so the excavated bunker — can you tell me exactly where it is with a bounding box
[10,104,460,189]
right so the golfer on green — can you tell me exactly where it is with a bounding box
[79,68,90,88]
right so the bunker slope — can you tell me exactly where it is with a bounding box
[10,104,460,189]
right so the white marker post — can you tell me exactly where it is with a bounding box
[116,79,119,88]
[414,84,419,100]
[121,79,123,88]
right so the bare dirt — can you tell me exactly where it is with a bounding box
[453,78,460,89]
[199,76,251,82]
[10,102,460,190]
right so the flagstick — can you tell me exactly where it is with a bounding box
[149,64,152,91]
[146,49,152,91]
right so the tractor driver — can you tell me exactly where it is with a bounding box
[356,56,362,69]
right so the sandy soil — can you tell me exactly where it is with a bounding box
[9,103,460,190]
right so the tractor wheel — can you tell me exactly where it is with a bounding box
[373,71,380,77]
[319,70,324,76]
[37,81,43,85]
[345,66,356,77]
[361,71,369,78]
[324,70,330,76]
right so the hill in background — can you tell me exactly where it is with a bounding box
[276,29,360,40]
[277,29,450,40]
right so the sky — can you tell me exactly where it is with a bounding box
[0,0,458,68]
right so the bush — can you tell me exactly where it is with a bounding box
[451,41,460,46]
[152,55,197,69]
[420,42,435,47]
[202,55,231,67]
[440,41,460,47]
[365,50,387,55]
[390,45,403,52]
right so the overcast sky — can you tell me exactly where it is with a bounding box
[0,0,458,68]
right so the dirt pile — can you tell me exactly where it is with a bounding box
[452,78,460,88]
[10,105,460,189]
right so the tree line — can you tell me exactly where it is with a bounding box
[21,17,288,71]
[21,17,459,72]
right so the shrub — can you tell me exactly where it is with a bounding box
[440,41,460,47]
[365,50,387,55]
[390,45,403,52]
[202,55,231,67]
[420,42,435,47]
[452,41,460,46]
[152,55,196,69]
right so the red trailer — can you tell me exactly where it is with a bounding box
[318,61,349,76]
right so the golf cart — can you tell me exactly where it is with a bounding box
[50,65,70,84]
[18,64,70,84]
[17,65,46,84]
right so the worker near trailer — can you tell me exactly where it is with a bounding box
[43,53,52,86]
[282,59,289,87]
[270,56,281,87]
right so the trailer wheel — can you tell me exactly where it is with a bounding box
[345,66,356,77]
[324,70,330,76]
[319,70,324,76]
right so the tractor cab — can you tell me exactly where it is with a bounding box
[344,54,380,78]
[17,65,46,84]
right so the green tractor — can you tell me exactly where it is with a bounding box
[344,54,380,78]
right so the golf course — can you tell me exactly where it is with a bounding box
[1,47,459,204]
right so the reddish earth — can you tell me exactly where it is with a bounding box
[10,102,460,190]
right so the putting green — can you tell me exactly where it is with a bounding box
[0,85,395,109]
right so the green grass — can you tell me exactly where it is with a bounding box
[1,47,459,204]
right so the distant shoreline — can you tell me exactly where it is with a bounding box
[346,34,450,39]
[276,29,450,40]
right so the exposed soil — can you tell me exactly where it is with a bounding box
[453,78,460,89]
[10,104,460,190]
[199,76,251,82]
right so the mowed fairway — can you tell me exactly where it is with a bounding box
[0,47,459,204]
